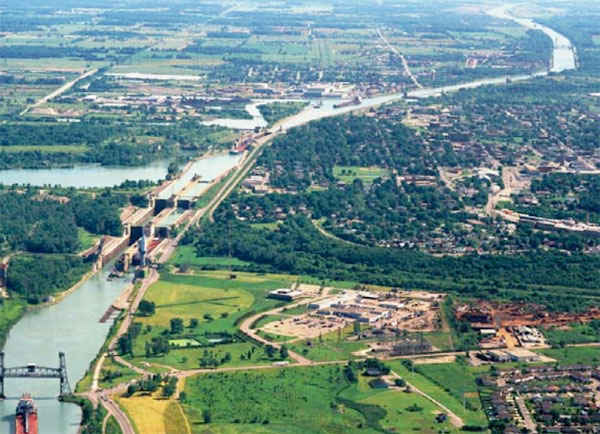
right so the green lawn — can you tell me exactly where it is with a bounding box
[389,361,488,427]
[250,222,280,231]
[539,346,600,365]
[542,324,600,346]
[288,337,367,362]
[168,247,251,269]
[182,365,457,433]
[127,271,291,370]
[332,166,390,184]
[78,227,99,252]
[252,314,288,329]
[415,361,483,414]
[99,356,140,390]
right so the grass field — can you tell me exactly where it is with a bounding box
[287,325,368,362]
[542,324,600,346]
[182,365,457,433]
[539,346,600,365]
[128,271,291,370]
[168,248,251,269]
[78,227,99,252]
[332,166,390,184]
[414,361,483,414]
[99,356,141,390]
[389,361,488,427]
[117,395,189,434]
[137,273,256,327]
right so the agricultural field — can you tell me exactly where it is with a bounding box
[181,364,459,433]
[117,394,189,434]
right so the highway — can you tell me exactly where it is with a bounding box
[19,68,99,116]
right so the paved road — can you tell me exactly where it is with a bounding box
[377,28,422,89]
[99,388,135,434]
[515,395,536,431]
[20,68,98,116]
[237,288,334,365]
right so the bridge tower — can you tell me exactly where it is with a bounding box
[0,351,5,399]
[59,352,71,396]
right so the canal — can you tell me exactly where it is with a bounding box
[0,270,129,434]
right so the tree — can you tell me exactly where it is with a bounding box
[202,409,212,424]
[138,300,155,316]
[280,346,289,359]
[189,318,199,328]
[265,345,276,359]
[170,317,184,334]
[353,320,361,336]
[117,335,132,356]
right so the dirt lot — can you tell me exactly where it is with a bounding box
[261,314,350,340]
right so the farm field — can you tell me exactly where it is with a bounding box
[117,394,189,434]
[181,365,458,434]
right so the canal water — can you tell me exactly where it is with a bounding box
[0,270,130,434]
[157,153,241,200]
[0,152,241,190]
[0,159,172,189]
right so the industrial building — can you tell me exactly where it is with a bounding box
[267,288,304,301]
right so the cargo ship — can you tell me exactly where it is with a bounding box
[333,95,362,109]
[15,394,38,434]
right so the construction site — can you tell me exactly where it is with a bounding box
[455,300,600,349]
[260,288,444,343]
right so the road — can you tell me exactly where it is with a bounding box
[237,288,334,365]
[100,391,135,434]
[377,28,423,89]
[485,166,524,217]
[19,68,98,116]
[515,395,536,432]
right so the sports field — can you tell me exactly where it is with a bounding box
[332,166,391,184]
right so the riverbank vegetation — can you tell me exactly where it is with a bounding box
[0,120,234,170]
[258,102,307,126]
